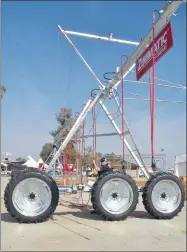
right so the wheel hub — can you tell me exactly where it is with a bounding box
[112,192,118,199]
[100,178,133,214]
[151,179,182,213]
[29,192,36,200]
[28,192,37,201]
[160,192,166,199]
[12,178,52,217]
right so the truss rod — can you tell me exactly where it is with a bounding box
[128,70,186,90]
[98,99,150,179]
[58,25,105,89]
[57,29,139,46]
[108,0,184,90]
[124,79,186,90]
[124,97,186,104]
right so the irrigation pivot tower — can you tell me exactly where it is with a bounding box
[49,0,185,180]
[3,1,186,224]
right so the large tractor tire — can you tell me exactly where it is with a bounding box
[4,168,59,223]
[91,172,139,221]
[142,172,185,219]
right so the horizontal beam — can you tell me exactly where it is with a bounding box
[57,29,139,46]
[84,131,129,138]
[55,131,130,144]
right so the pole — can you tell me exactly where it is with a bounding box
[151,11,156,168]
[0,0,1,171]
[120,55,128,168]
[0,1,6,170]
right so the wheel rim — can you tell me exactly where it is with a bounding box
[12,178,52,217]
[151,179,182,214]
[100,178,134,214]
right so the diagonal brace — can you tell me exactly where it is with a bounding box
[98,99,150,180]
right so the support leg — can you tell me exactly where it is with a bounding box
[98,99,150,180]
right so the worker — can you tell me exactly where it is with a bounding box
[90,157,113,214]
[92,157,113,177]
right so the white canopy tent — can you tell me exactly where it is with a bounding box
[174,154,186,177]
[23,155,37,168]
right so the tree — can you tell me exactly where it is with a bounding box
[40,107,83,164]
[50,108,83,165]
[40,143,53,162]
[50,108,82,145]
[15,157,26,163]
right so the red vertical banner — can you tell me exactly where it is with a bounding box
[136,22,173,80]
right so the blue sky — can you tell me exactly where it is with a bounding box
[2,1,186,167]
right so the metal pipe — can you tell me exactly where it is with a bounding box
[58,186,72,193]
[57,28,139,46]
[0,1,2,173]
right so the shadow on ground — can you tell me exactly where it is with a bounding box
[1,213,18,223]
[1,212,50,224]
[53,209,153,221]
[1,209,153,224]
[56,201,153,220]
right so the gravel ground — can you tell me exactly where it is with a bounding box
[1,176,186,251]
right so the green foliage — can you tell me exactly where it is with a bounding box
[40,143,53,162]
[40,107,81,162]
[50,108,82,144]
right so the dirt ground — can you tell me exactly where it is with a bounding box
[1,176,186,251]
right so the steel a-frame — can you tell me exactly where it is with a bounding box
[4,0,186,223]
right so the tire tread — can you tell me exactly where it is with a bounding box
[4,168,59,223]
[91,172,139,221]
[142,172,185,219]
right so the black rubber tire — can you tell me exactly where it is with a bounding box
[142,172,185,219]
[11,170,26,179]
[91,171,116,212]
[91,172,139,221]
[91,180,99,212]
[4,168,59,223]
[10,167,46,179]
